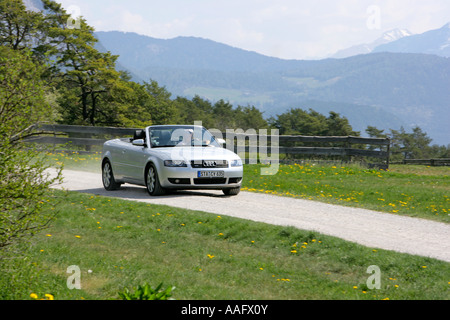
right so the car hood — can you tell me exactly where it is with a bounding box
[149,146,241,161]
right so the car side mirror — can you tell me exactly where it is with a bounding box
[132,139,145,147]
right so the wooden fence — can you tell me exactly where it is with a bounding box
[25,124,391,167]
[401,159,450,167]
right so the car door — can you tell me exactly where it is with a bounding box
[121,143,148,185]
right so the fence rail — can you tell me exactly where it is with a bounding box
[401,159,450,166]
[26,124,391,167]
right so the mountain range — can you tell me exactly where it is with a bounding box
[95,24,450,145]
[22,0,449,144]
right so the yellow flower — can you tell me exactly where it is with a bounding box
[30,293,38,299]
[45,234,52,237]
[45,294,54,300]
[75,235,81,238]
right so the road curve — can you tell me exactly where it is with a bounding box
[51,169,450,263]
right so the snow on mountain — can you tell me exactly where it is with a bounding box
[331,29,413,59]
[373,23,450,57]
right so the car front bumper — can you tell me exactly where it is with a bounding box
[158,165,243,190]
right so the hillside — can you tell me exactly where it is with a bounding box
[95,31,450,145]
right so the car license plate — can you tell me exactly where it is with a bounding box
[198,171,225,178]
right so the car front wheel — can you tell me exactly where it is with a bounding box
[145,165,166,196]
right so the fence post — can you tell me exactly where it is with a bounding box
[386,138,390,169]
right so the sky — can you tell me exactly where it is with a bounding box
[56,0,450,60]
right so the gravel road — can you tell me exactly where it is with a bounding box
[51,169,450,263]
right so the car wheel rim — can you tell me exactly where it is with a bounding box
[147,167,155,193]
[103,163,111,187]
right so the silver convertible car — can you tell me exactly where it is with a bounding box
[101,125,243,196]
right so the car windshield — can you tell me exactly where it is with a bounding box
[149,126,221,148]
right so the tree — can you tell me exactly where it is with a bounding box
[0,0,44,51]
[389,126,434,160]
[234,105,268,130]
[0,46,62,253]
[326,111,358,136]
[40,0,122,126]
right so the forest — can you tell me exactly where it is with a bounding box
[1,0,449,161]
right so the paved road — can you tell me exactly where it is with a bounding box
[51,169,450,263]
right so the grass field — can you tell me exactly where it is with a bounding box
[3,152,446,300]
[1,189,449,300]
[243,163,450,223]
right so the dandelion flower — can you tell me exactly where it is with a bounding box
[30,293,38,299]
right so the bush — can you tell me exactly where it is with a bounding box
[118,283,176,300]
[0,47,62,255]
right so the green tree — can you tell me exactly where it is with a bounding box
[389,126,434,160]
[234,105,269,130]
[0,46,62,253]
[143,80,180,125]
[0,0,44,51]
[325,111,358,136]
[40,0,122,126]
[366,126,388,139]
[273,108,327,136]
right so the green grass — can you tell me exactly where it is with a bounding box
[1,189,449,300]
[243,163,450,223]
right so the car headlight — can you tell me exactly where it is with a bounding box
[231,159,243,167]
[164,160,188,167]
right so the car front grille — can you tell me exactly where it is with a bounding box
[191,160,228,168]
[194,178,227,185]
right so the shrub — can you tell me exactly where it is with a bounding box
[118,283,176,300]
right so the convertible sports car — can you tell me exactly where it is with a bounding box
[101,125,243,196]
